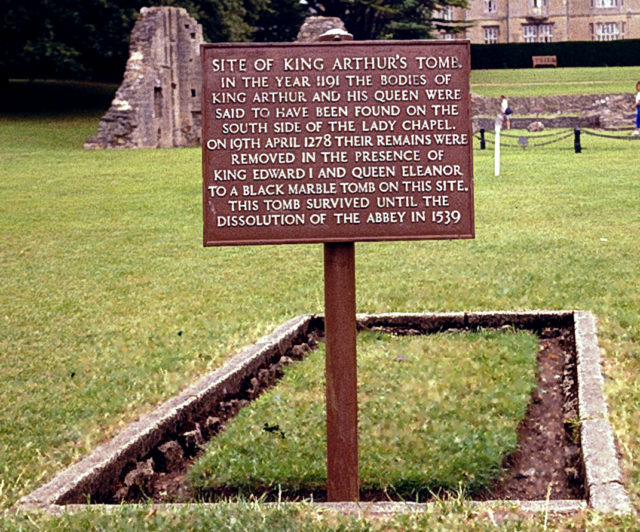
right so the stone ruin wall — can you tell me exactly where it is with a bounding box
[475,94,608,116]
[295,16,347,41]
[84,11,347,149]
[84,7,203,149]
[472,93,635,129]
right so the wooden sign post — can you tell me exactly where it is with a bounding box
[324,241,358,500]
[201,41,474,501]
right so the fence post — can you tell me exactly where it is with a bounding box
[494,117,501,177]
[480,128,486,150]
[574,128,581,154]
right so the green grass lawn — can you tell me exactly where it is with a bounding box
[189,330,538,500]
[1,75,640,529]
[471,66,640,97]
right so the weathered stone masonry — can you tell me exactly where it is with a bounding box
[84,11,349,149]
[84,7,203,149]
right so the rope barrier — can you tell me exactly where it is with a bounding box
[476,126,640,152]
[475,136,522,148]
[528,131,575,147]
[475,130,574,149]
[485,129,569,140]
[581,128,640,141]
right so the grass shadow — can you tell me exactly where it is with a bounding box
[0,79,116,116]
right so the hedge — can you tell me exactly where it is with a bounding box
[471,39,640,69]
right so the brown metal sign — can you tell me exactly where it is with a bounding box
[202,41,474,246]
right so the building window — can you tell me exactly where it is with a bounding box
[440,6,454,21]
[592,0,618,7]
[483,0,497,14]
[539,24,553,42]
[484,26,499,43]
[523,25,538,42]
[595,21,620,40]
[532,0,548,7]
[523,23,553,42]
[443,32,455,40]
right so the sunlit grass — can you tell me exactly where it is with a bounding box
[1,77,639,529]
[471,66,640,97]
[189,330,538,499]
[6,500,636,532]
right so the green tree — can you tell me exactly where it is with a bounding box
[0,0,252,81]
[0,0,467,82]
[250,0,308,42]
[304,0,468,40]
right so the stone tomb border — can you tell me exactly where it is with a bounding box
[16,311,631,516]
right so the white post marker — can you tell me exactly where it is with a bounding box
[494,114,501,177]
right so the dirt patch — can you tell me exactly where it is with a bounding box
[477,327,584,501]
[105,325,584,504]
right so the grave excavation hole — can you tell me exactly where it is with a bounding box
[60,317,585,505]
[22,312,630,514]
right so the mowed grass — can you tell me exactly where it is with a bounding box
[471,66,640,97]
[0,107,326,510]
[189,330,539,499]
[1,76,640,529]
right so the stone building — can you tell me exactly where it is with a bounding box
[435,0,640,43]
[84,7,203,149]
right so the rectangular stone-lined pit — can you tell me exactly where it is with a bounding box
[17,311,630,515]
